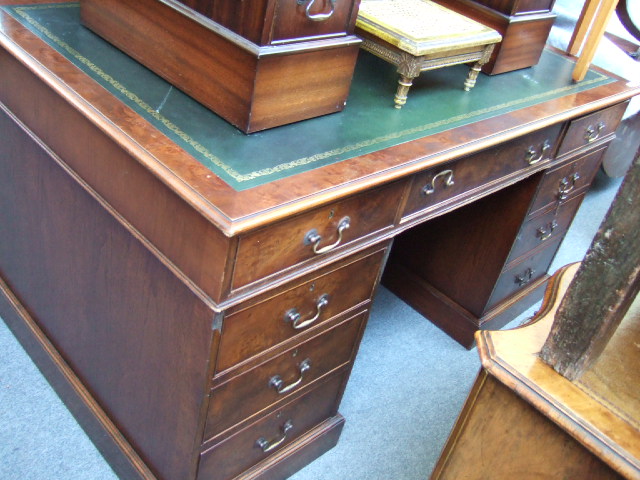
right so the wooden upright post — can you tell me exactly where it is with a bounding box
[570,0,619,82]
[540,147,640,380]
[568,0,603,56]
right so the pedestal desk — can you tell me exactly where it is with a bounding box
[1,2,638,480]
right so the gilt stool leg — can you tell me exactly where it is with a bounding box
[395,75,415,109]
[464,43,495,92]
[464,62,482,91]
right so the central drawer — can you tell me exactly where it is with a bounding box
[402,124,562,221]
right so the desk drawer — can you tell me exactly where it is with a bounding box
[189,0,357,45]
[271,0,356,43]
[218,247,386,373]
[232,181,404,289]
[528,146,605,215]
[507,193,583,263]
[556,102,626,157]
[487,236,562,310]
[402,124,561,220]
[205,310,364,440]
[198,372,345,480]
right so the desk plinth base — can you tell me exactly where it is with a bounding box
[382,262,548,349]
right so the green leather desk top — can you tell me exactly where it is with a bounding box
[4,3,614,191]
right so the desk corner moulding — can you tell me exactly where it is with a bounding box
[1,1,640,480]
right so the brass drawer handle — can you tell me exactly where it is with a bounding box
[256,420,293,453]
[584,121,605,143]
[536,220,558,241]
[525,139,551,165]
[304,216,350,254]
[557,172,581,200]
[422,169,454,195]
[269,359,311,395]
[297,0,336,21]
[515,268,535,287]
[285,294,329,330]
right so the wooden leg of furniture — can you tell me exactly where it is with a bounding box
[572,0,620,82]
[464,62,482,91]
[568,0,602,56]
[394,74,415,109]
[464,44,494,91]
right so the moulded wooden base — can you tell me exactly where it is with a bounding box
[382,262,549,348]
[80,0,361,133]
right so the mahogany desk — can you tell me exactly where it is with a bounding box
[0,2,638,479]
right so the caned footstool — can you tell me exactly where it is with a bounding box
[355,0,502,108]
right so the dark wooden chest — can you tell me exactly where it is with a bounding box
[80,0,362,133]
[436,0,557,74]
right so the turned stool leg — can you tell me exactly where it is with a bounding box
[394,75,415,109]
[464,62,482,91]
[464,43,495,92]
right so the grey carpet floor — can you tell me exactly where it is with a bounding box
[0,169,623,480]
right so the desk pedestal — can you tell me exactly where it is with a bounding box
[384,115,620,348]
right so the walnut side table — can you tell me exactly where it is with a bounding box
[355,0,502,108]
[431,263,640,479]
